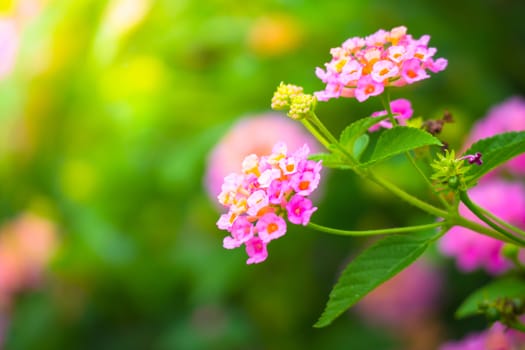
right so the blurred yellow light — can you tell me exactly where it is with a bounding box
[0,0,14,14]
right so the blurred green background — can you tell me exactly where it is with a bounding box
[1,0,525,349]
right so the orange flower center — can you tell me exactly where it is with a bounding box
[298,181,310,191]
[407,70,418,79]
[365,85,375,94]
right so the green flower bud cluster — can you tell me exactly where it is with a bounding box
[478,297,525,326]
[430,150,472,192]
[271,82,316,120]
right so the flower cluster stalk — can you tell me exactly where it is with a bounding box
[304,111,523,246]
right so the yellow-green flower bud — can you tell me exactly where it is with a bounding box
[287,93,316,120]
[271,82,304,110]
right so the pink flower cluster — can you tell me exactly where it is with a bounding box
[314,26,448,102]
[369,98,413,132]
[217,142,322,264]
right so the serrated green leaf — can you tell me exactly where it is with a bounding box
[352,134,369,160]
[456,276,525,319]
[314,233,433,328]
[308,153,352,169]
[340,116,388,149]
[364,127,442,165]
[464,131,525,185]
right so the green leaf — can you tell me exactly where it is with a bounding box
[340,115,388,149]
[308,153,352,169]
[364,127,442,165]
[456,276,525,319]
[464,131,525,185]
[352,134,369,160]
[314,233,433,328]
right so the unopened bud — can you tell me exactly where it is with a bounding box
[287,93,316,120]
[271,82,304,110]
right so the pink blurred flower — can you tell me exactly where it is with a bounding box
[0,19,19,80]
[439,180,525,275]
[0,213,58,309]
[315,26,447,102]
[356,259,442,331]
[204,112,320,201]
[466,96,525,177]
[439,321,525,350]
[369,98,414,132]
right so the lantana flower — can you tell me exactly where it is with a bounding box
[314,26,447,102]
[216,142,322,264]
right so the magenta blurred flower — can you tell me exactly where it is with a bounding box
[439,321,525,350]
[0,19,19,80]
[439,180,525,275]
[356,259,442,331]
[314,26,447,102]
[369,98,414,132]
[216,142,322,264]
[204,113,320,201]
[466,96,525,177]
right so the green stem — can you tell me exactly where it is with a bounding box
[300,118,331,149]
[307,109,449,219]
[308,221,444,236]
[381,91,397,126]
[405,151,452,209]
[453,215,516,242]
[471,201,525,238]
[370,173,449,218]
[309,112,357,166]
[460,191,525,246]
[381,93,450,209]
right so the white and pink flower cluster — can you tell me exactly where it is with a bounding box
[216,142,322,264]
[314,26,448,102]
